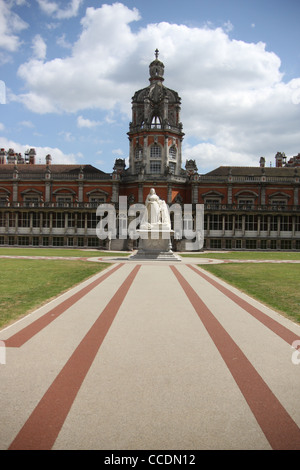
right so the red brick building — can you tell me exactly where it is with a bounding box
[0,53,299,251]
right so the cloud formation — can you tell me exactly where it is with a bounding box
[0,0,28,53]
[36,0,83,19]
[10,2,300,171]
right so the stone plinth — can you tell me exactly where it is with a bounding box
[129,229,181,261]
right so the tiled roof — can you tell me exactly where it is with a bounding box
[0,164,108,175]
[204,166,298,177]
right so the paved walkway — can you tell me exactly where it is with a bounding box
[0,257,300,450]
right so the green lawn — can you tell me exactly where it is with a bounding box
[0,247,130,257]
[181,251,300,260]
[0,258,110,329]
[201,263,300,324]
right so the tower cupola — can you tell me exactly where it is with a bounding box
[128,50,184,177]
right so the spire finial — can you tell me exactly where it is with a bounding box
[155,48,159,60]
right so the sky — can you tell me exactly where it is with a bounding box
[0,0,300,174]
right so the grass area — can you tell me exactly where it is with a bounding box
[181,251,300,260]
[0,258,110,329]
[201,263,300,324]
[0,247,130,257]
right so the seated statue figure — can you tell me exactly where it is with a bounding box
[140,188,171,230]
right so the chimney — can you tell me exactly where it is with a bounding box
[0,148,6,164]
[28,148,36,164]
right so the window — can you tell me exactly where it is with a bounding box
[169,162,176,174]
[225,215,233,231]
[150,145,161,159]
[57,196,72,207]
[77,237,84,247]
[53,237,64,247]
[135,147,143,160]
[67,213,75,228]
[77,213,85,229]
[32,236,39,246]
[87,212,97,229]
[225,239,232,249]
[32,212,40,228]
[43,237,49,246]
[18,212,30,228]
[169,145,176,160]
[151,116,161,128]
[210,239,221,249]
[150,161,161,174]
[42,212,50,228]
[8,236,15,246]
[238,198,254,208]
[270,216,278,232]
[0,212,5,227]
[88,237,99,247]
[245,240,257,249]
[281,240,292,250]
[52,212,65,228]
[0,236,4,245]
[205,198,221,209]
[18,236,29,246]
[67,237,74,247]
[296,216,300,232]
[280,216,292,232]
[245,215,258,231]
[209,214,222,231]
[260,215,268,231]
[260,240,267,250]
[8,213,15,227]
[235,239,242,249]
[24,196,39,206]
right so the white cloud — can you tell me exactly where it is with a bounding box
[0,137,78,164]
[13,2,300,171]
[36,0,83,19]
[77,115,101,128]
[0,0,28,52]
[32,34,47,60]
[112,148,124,156]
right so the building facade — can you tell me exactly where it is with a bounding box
[0,52,299,251]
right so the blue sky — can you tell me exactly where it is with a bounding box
[0,0,299,173]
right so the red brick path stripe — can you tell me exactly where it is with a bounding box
[171,266,300,450]
[187,264,300,346]
[8,264,140,450]
[4,263,123,348]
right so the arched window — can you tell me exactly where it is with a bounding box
[151,115,161,128]
[150,144,161,159]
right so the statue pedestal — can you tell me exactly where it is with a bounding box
[129,229,181,261]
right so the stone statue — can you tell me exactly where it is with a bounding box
[140,188,171,230]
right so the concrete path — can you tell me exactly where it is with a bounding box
[0,258,300,450]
